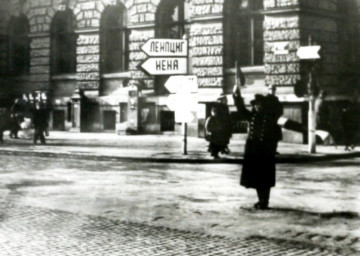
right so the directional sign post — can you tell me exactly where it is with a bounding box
[165,75,197,155]
[141,38,194,155]
[140,38,188,76]
[140,38,190,155]
[297,37,321,154]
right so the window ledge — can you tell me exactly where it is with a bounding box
[225,65,265,74]
[101,72,131,79]
[52,74,77,81]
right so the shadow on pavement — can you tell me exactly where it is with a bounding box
[240,206,359,219]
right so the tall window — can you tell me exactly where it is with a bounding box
[155,0,188,39]
[155,0,189,94]
[100,4,129,74]
[50,9,76,75]
[224,0,264,68]
[8,14,30,75]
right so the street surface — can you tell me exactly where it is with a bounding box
[0,154,359,255]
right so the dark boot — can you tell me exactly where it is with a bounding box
[255,187,271,210]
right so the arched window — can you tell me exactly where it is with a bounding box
[100,4,129,74]
[156,0,189,39]
[224,0,264,68]
[8,14,30,75]
[50,9,76,75]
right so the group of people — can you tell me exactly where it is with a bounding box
[9,93,50,145]
[205,84,283,210]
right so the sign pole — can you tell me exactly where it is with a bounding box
[182,122,188,155]
[141,37,192,155]
[296,35,321,154]
[307,36,316,154]
[182,34,189,155]
[308,71,316,153]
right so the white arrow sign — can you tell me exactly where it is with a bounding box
[297,46,321,60]
[166,91,197,123]
[141,38,188,57]
[166,93,197,111]
[165,75,198,93]
[175,110,196,123]
[141,57,187,75]
[166,94,181,111]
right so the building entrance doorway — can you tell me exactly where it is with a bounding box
[53,110,65,131]
[103,110,116,130]
[81,100,100,132]
[160,111,175,131]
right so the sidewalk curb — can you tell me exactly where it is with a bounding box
[0,148,359,164]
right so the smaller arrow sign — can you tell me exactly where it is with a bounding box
[165,75,198,93]
[166,93,197,111]
[273,42,289,55]
[141,57,187,75]
[141,38,188,57]
[297,46,321,60]
[166,94,197,123]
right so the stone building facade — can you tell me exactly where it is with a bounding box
[0,0,359,142]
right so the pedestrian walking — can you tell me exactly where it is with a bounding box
[341,101,358,151]
[9,97,26,139]
[216,94,233,154]
[32,101,49,145]
[233,85,282,210]
[205,101,232,159]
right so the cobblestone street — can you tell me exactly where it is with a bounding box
[0,202,344,256]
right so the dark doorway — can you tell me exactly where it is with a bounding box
[160,110,175,131]
[53,110,65,131]
[103,110,116,130]
[67,102,72,122]
[81,100,100,132]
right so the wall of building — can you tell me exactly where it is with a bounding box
[0,0,360,142]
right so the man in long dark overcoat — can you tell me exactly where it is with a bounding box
[32,101,49,145]
[233,85,283,209]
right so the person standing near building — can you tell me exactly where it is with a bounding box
[216,94,233,154]
[32,101,49,145]
[233,85,282,210]
[265,85,283,154]
[9,97,26,139]
[341,100,358,151]
[205,105,225,159]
